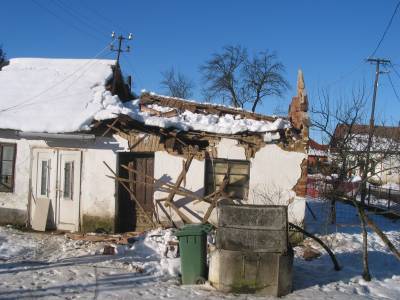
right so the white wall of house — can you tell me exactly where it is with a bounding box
[0,131,127,229]
[155,138,306,226]
[0,132,40,224]
[1,131,306,230]
[349,153,400,186]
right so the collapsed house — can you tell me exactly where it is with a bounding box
[0,58,309,233]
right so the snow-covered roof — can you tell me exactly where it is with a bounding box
[0,58,291,139]
[97,92,291,140]
[138,92,290,136]
[0,58,120,133]
[308,139,329,157]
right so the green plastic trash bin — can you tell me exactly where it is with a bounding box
[176,224,212,284]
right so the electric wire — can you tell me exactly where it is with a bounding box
[370,1,400,58]
[390,64,400,81]
[79,1,130,35]
[31,0,106,43]
[0,43,114,113]
[323,62,365,90]
[13,51,115,111]
[387,72,400,103]
[322,2,400,91]
[52,0,110,38]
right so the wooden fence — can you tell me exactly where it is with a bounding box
[307,177,400,216]
[367,185,400,214]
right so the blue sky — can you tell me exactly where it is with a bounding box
[1,0,400,134]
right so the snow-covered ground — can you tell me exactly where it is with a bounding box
[0,200,399,299]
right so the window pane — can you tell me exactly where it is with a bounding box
[229,163,249,175]
[0,178,12,192]
[63,162,74,199]
[226,186,246,199]
[205,159,250,200]
[2,145,15,161]
[40,160,48,196]
[1,161,13,176]
[214,163,228,174]
[0,175,12,187]
[229,174,249,186]
[0,144,16,193]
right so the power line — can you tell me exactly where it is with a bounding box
[31,0,106,43]
[52,0,110,38]
[369,1,400,58]
[322,1,400,91]
[390,64,400,80]
[80,1,130,35]
[11,51,115,110]
[323,62,364,89]
[387,72,400,103]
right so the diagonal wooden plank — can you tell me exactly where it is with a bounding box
[103,161,156,228]
[202,175,229,223]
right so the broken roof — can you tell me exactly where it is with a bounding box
[0,57,121,133]
[116,92,291,139]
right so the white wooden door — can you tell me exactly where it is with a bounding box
[56,150,81,231]
[31,149,58,229]
[31,148,81,231]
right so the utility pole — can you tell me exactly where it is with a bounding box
[360,57,391,204]
[110,32,133,93]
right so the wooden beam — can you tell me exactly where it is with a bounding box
[106,174,207,203]
[101,118,120,137]
[165,150,197,204]
[202,175,229,223]
[155,199,177,228]
[121,162,193,225]
[121,158,205,204]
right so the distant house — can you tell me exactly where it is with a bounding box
[307,139,330,175]
[331,124,400,185]
[0,58,309,233]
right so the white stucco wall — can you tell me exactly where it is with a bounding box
[154,151,206,224]
[0,133,46,219]
[155,138,307,226]
[0,131,126,227]
[79,137,127,220]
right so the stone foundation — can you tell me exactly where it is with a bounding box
[81,215,115,233]
[0,207,27,226]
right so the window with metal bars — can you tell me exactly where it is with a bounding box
[205,158,250,199]
[0,143,16,193]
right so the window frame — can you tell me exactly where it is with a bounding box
[0,143,17,193]
[204,158,250,200]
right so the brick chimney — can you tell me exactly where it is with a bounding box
[289,70,309,198]
[288,69,309,140]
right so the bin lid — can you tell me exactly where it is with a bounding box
[175,224,213,237]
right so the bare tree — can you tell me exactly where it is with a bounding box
[200,45,289,111]
[244,51,289,112]
[160,67,194,99]
[312,87,400,280]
